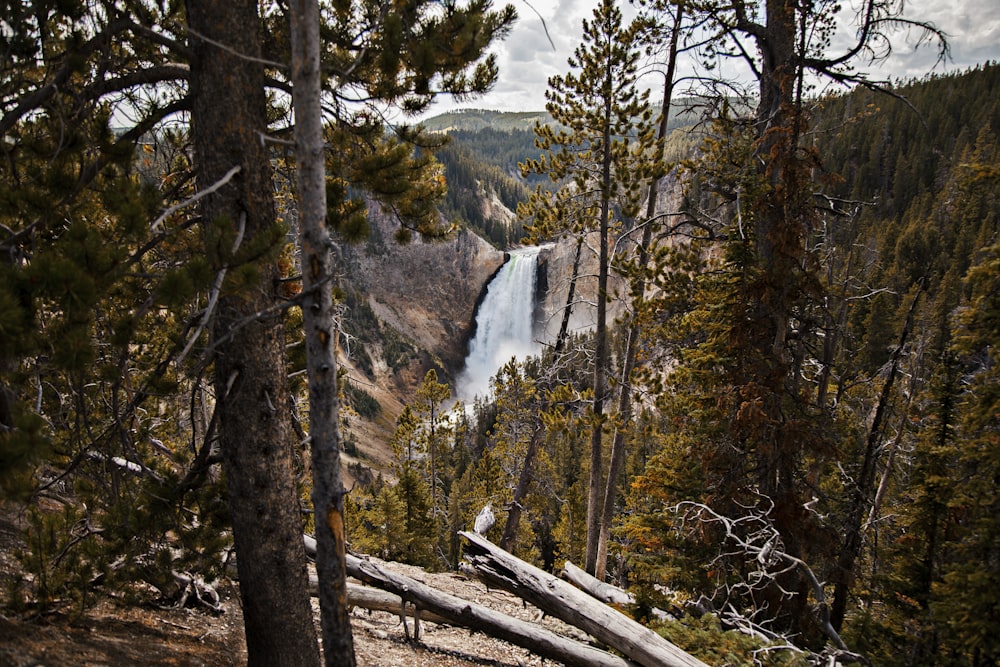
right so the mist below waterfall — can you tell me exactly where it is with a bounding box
[455,246,543,401]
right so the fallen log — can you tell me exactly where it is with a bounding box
[307,572,448,640]
[562,559,634,607]
[345,553,637,667]
[345,583,446,625]
[461,531,709,667]
[561,560,672,621]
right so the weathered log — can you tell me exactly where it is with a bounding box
[308,572,448,637]
[561,560,672,621]
[306,538,444,638]
[562,560,634,606]
[461,531,709,667]
[346,583,442,624]
[345,553,637,667]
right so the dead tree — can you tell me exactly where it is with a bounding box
[461,531,709,667]
[344,553,637,667]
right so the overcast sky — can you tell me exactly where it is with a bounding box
[415,0,1000,119]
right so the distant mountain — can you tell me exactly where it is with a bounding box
[419,109,552,133]
[420,98,705,134]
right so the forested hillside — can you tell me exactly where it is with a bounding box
[434,135,534,247]
[349,62,1000,665]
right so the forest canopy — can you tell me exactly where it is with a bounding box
[1,0,998,664]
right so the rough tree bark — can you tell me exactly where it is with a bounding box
[553,234,584,354]
[185,0,320,664]
[288,0,356,664]
[584,73,614,576]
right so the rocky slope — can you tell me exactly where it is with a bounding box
[342,204,506,375]
[334,201,506,481]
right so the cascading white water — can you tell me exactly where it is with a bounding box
[456,246,543,401]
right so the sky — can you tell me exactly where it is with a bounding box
[416,0,1000,120]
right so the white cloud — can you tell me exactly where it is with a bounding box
[416,0,1000,120]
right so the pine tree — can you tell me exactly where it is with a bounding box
[623,0,948,645]
[0,0,237,615]
[520,0,655,576]
[488,359,540,554]
[595,0,688,581]
[931,241,1000,663]
[186,1,322,662]
[413,368,453,549]
[1,1,518,661]
[288,0,358,659]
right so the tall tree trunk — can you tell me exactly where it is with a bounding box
[584,91,614,575]
[723,0,817,635]
[553,234,584,354]
[595,2,685,582]
[499,422,542,551]
[288,1,356,664]
[830,284,923,630]
[185,1,321,664]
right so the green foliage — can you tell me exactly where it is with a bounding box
[434,137,532,248]
[654,615,808,667]
[3,3,998,664]
[0,2,521,653]
[351,372,457,568]
[519,0,657,246]
[351,396,445,568]
[344,381,382,420]
[14,505,100,613]
[325,124,451,243]
[348,472,436,568]
[631,65,1000,659]
[0,407,50,500]
[382,326,419,372]
[929,242,1000,663]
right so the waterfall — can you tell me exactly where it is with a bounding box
[456,246,543,401]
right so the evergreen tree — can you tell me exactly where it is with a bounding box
[859,302,962,665]
[186,1,321,662]
[932,232,1000,663]
[625,0,948,646]
[520,0,656,576]
[393,463,439,567]
[288,0,358,659]
[488,359,540,554]
[413,368,453,548]
[1,1,517,662]
[595,0,687,581]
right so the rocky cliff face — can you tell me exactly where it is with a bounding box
[335,157,685,483]
[335,203,505,484]
[534,234,626,346]
[533,172,686,347]
[340,202,506,383]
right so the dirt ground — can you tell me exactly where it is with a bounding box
[0,507,575,667]
[0,569,571,667]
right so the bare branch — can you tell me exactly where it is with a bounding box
[151,164,242,231]
[0,17,133,135]
[185,26,287,70]
[675,499,851,652]
[174,211,246,368]
[87,64,190,98]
